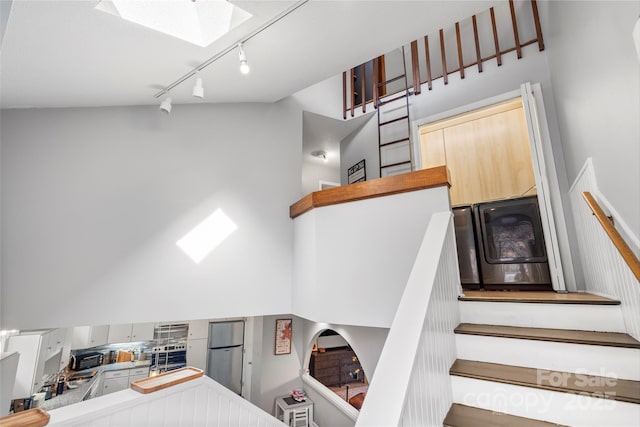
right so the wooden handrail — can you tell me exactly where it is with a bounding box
[0,408,50,427]
[290,166,450,219]
[583,192,640,282]
[130,367,203,394]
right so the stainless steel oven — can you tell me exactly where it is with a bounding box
[150,344,187,374]
[473,195,551,290]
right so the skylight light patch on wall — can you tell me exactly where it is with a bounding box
[95,0,252,48]
[176,208,238,263]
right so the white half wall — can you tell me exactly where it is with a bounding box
[292,186,450,328]
[1,102,302,330]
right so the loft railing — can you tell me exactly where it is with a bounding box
[583,192,640,282]
[343,0,545,119]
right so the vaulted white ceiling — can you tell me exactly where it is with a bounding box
[0,0,495,109]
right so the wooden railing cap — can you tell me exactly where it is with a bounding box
[290,166,450,219]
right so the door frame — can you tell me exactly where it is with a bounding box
[411,83,576,292]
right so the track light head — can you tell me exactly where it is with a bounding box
[238,42,250,74]
[159,96,172,114]
[192,75,204,99]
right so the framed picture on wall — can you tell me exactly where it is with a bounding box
[275,318,292,355]
[348,159,366,184]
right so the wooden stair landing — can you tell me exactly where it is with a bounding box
[450,359,640,404]
[455,323,640,349]
[443,403,565,427]
[459,291,620,305]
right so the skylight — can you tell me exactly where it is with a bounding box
[95,0,252,48]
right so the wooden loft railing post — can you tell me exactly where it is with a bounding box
[424,35,433,90]
[509,0,522,58]
[472,15,483,72]
[490,7,502,66]
[410,40,421,94]
[439,29,448,84]
[360,63,366,113]
[531,0,545,50]
[342,71,347,120]
[455,22,465,79]
[350,68,355,117]
[373,57,379,108]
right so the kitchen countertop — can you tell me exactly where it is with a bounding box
[40,360,152,411]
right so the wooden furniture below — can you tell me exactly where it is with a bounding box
[309,347,364,387]
[348,392,366,410]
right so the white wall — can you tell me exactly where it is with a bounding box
[301,161,340,196]
[0,102,302,330]
[545,1,640,244]
[257,315,305,415]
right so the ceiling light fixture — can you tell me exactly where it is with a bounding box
[311,150,328,162]
[192,72,204,99]
[159,95,172,114]
[238,43,250,75]
[153,0,309,100]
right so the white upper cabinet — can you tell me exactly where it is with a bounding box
[187,320,209,340]
[71,325,109,350]
[108,323,155,344]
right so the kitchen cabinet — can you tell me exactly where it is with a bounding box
[101,366,150,396]
[419,98,536,206]
[188,319,209,340]
[101,370,130,395]
[71,325,109,350]
[107,322,154,344]
[186,339,207,372]
[6,329,68,399]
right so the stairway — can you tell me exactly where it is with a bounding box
[445,291,640,426]
[376,46,413,178]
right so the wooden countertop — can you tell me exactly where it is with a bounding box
[289,166,450,219]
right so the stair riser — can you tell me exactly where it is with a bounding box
[459,301,626,332]
[455,334,640,380]
[451,376,640,426]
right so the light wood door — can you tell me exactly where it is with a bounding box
[420,98,536,206]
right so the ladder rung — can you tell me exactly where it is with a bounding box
[377,74,406,87]
[380,137,410,148]
[379,115,409,126]
[377,93,408,107]
[381,160,412,169]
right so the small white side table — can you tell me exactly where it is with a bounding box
[275,395,314,427]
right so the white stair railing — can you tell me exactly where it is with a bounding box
[356,211,461,426]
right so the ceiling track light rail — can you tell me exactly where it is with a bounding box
[154,0,308,99]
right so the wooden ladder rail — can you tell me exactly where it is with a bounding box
[376,46,413,178]
[583,192,640,282]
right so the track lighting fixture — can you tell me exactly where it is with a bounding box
[159,95,172,114]
[192,72,204,99]
[238,42,250,75]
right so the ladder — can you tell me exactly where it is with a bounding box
[376,46,413,178]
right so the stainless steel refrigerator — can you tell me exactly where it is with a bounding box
[206,320,244,395]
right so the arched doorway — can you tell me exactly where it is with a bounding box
[307,329,369,410]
